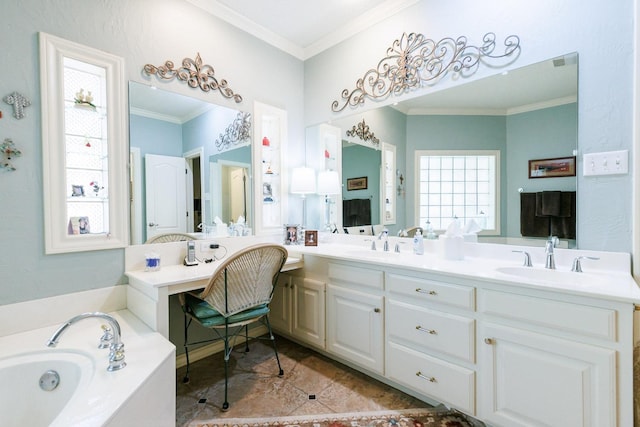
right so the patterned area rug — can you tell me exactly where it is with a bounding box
[191,407,485,427]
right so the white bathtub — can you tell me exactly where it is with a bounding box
[0,309,175,427]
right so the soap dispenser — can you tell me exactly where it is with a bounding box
[425,221,437,240]
[413,229,424,255]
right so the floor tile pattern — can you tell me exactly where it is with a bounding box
[176,336,430,426]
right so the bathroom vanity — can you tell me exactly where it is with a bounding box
[269,236,640,427]
[124,235,640,427]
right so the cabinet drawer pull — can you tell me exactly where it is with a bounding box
[416,326,437,334]
[484,338,495,345]
[416,288,437,296]
[374,308,381,313]
[416,371,437,382]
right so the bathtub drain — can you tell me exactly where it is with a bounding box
[39,370,60,391]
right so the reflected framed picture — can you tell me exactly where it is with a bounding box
[71,184,85,197]
[284,224,300,245]
[347,176,368,191]
[528,156,576,179]
[304,230,318,246]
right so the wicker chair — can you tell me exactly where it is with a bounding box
[144,233,194,243]
[179,243,288,411]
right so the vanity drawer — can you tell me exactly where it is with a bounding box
[386,299,475,362]
[479,289,617,342]
[387,273,475,310]
[386,341,475,414]
[329,263,383,290]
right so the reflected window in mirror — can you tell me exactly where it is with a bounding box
[416,150,499,233]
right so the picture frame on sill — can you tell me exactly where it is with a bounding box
[284,224,300,245]
[346,176,368,191]
[304,230,318,246]
[528,156,576,179]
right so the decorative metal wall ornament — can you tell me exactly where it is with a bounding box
[143,53,242,103]
[215,111,252,152]
[3,92,31,119]
[346,119,380,146]
[1,138,22,171]
[331,32,521,112]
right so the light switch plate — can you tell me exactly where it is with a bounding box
[583,150,628,176]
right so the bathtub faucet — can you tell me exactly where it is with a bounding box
[46,312,126,372]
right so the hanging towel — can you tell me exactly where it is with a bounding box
[520,193,550,237]
[550,191,576,239]
[535,191,566,217]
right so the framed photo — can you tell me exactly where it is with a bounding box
[528,156,576,179]
[347,176,368,191]
[71,185,85,197]
[284,224,300,245]
[304,230,318,246]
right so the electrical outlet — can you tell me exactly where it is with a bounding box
[583,150,628,176]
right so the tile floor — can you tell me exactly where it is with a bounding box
[176,335,431,426]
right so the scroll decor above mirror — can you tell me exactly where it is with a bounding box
[332,32,521,112]
[346,118,379,147]
[143,53,243,103]
[215,111,252,152]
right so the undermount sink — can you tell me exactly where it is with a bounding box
[495,266,604,286]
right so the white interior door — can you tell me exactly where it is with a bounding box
[145,154,187,240]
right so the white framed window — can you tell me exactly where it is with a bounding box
[415,150,500,234]
[40,32,128,253]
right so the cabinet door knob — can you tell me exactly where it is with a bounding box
[374,308,381,313]
[484,338,495,345]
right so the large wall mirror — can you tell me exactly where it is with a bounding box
[128,82,252,244]
[307,53,578,247]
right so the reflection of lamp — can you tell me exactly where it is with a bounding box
[290,167,316,227]
[316,170,341,231]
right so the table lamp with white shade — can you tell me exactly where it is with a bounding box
[316,169,341,232]
[290,167,316,227]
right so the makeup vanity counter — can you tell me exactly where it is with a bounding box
[274,235,640,427]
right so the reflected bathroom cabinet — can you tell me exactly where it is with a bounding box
[253,102,288,235]
[40,32,128,254]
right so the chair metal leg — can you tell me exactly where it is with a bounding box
[182,314,191,384]
[222,322,230,411]
[264,316,284,376]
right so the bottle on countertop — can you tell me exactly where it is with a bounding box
[413,229,424,255]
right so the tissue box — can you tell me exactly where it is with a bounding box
[440,235,464,260]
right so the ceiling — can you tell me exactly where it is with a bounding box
[185,0,420,60]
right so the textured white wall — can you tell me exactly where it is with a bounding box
[0,0,304,304]
[304,0,635,253]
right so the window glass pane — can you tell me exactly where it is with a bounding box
[417,151,498,232]
[63,57,109,236]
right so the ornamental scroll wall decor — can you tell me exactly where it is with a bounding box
[346,119,380,146]
[143,53,242,103]
[332,32,520,112]
[215,111,252,152]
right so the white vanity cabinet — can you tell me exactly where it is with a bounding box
[326,262,385,374]
[270,272,326,349]
[385,272,476,414]
[477,288,631,427]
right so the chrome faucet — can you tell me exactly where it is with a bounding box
[46,312,126,371]
[545,236,557,269]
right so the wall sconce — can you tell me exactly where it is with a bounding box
[290,167,317,227]
[317,170,342,231]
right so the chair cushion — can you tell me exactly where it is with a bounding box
[183,293,270,328]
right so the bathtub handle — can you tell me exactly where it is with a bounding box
[108,342,127,372]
